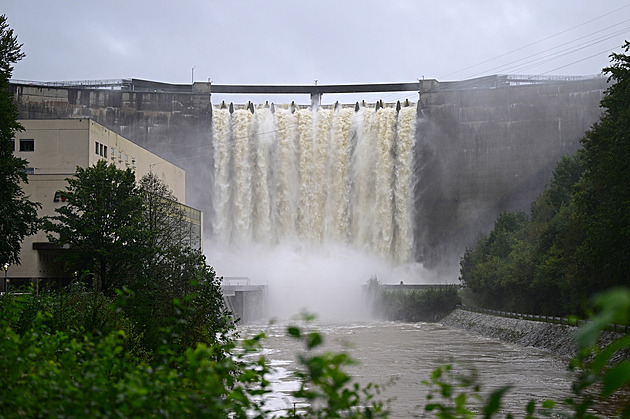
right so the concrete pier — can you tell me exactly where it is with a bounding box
[221,278,265,323]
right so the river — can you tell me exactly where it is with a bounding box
[241,320,585,418]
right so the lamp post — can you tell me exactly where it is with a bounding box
[3,263,8,294]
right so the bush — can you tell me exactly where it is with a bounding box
[367,280,461,322]
[0,293,387,418]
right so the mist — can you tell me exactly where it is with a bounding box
[206,241,440,321]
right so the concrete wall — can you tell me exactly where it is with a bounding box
[414,78,606,271]
[223,286,266,323]
[442,308,625,360]
[10,78,608,274]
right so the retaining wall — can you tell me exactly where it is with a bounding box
[441,308,625,359]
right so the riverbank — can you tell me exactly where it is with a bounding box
[441,308,618,359]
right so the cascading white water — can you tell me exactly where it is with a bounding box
[211,103,417,264]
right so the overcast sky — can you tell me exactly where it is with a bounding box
[4,1,629,104]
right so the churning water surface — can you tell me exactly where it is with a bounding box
[240,320,623,418]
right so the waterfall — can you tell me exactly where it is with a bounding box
[212,103,417,264]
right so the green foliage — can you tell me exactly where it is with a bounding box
[139,171,201,251]
[0,292,271,418]
[459,62,627,315]
[0,15,24,78]
[423,363,520,419]
[575,41,630,293]
[569,288,630,418]
[0,294,392,418]
[459,212,531,312]
[133,173,230,351]
[1,286,628,418]
[44,163,230,353]
[287,317,388,418]
[44,160,146,293]
[0,288,148,361]
[0,14,40,265]
[460,156,585,315]
[371,285,461,322]
[119,245,230,353]
[459,44,630,317]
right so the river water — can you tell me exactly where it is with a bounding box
[241,320,584,418]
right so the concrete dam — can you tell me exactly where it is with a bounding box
[10,75,607,274]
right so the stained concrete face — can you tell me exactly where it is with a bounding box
[414,78,606,270]
[10,77,608,273]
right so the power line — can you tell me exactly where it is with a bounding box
[537,47,622,77]
[439,3,630,79]
[471,28,629,77]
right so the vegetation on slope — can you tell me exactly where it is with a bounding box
[460,42,630,317]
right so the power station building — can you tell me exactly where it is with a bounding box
[8,118,201,290]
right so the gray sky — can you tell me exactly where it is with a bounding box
[4,1,629,104]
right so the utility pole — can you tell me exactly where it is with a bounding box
[192,66,196,84]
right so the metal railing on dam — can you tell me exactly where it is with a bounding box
[10,74,605,96]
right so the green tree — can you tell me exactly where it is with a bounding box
[575,41,630,292]
[139,172,200,252]
[459,211,529,310]
[45,165,229,352]
[130,172,229,350]
[459,43,630,316]
[44,160,146,293]
[0,14,40,265]
[527,154,585,315]
[460,158,587,315]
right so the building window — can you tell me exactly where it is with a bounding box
[19,139,34,152]
[99,143,104,156]
[95,142,99,154]
[104,146,107,158]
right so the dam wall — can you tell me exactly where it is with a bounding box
[10,76,608,271]
[416,77,606,268]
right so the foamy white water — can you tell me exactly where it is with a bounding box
[210,103,423,320]
[211,104,417,263]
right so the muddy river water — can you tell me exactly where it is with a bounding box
[241,320,624,417]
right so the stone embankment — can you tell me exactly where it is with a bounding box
[441,308,581,359]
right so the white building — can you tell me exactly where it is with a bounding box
[8,118,201,290]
